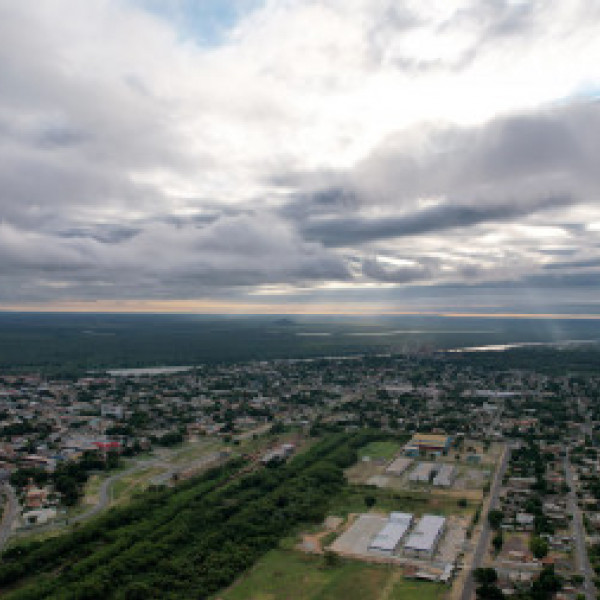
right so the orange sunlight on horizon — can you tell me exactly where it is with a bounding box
[1,300,599,319]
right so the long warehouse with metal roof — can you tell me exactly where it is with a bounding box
[403,515,446,557]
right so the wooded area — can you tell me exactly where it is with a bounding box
[0,431,377,599]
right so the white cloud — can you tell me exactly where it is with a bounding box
[0,0,599,306]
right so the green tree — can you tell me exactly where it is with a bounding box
[488,509,503,530]
[124,582,153,599]
[476,585,504,600]
[474,568,498,585]
[492,530,503,553]
[364,494,377,508]
[530,536,549,559]
[323,550,339,568]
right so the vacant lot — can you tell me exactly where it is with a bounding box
[111,466,167,503]
[219,549,447,600]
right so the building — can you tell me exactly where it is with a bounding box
[433,464,455,487]
[407,433,453,453]
[385,456,413,476]
[369,512,413,554]
[515,513,535,531]
[409,462,437,483]
[404,515,446,557]
[23,507,57,525]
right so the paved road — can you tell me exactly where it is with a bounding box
[460,444,511,600]
[564,451,596,600]
[72,458,160,524]
[0,484,19,550]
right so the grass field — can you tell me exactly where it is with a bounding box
[167,439,224,464]
[218,549,447,600]
[358,441,403,461]
[388,579,447,600]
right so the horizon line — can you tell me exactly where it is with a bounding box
[1,302,600,320]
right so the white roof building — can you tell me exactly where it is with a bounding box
[404,515,446,555]
[369,513,413,553]
[409,462,437,483]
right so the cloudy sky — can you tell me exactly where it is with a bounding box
[1,0,599,315]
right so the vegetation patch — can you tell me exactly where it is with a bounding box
[220,549,407,600]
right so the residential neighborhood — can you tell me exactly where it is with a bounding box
[1,352,600,600]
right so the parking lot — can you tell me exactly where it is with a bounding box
[437,515,468,563]
[331,514,388,555]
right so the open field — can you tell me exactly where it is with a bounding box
[165,439,224,464]
[218,549,448,600]
[389,579,447,600]
[110,466,167,503]
[237,428,312,455]
[329,485,477,519]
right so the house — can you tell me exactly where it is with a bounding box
[515,513,535,531]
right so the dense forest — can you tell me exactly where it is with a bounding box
[0,312,598,375]
[0,431,378,599]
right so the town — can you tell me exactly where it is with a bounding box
[1,350,599,600]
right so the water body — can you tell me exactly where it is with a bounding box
[345,329,496,337]
[107,366,194,376]
[448,340,599,353]
[296,332,332,337]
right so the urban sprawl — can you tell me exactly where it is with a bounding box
[1,352,599,600]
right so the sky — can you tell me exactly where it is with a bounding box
[0,0,599,315]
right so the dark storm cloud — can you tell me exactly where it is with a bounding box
[348,101,600,207]
[544,258,600,270]
[279,101,599,230]
[302,195,569,247]
[524,271,600,288]
[59,225,142,244]
[0,214,352,302]
[361,257,432,283]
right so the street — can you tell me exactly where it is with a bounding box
[460,444,511,600]
[564,450,597,600]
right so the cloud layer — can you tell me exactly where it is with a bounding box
[0,0,599,311]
